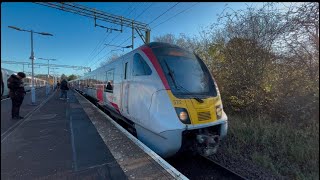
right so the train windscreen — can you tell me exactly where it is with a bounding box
[152,46,217,97]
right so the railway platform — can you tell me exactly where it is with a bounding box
[1,89,187,179]
[1,87,48,138]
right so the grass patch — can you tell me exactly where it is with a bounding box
[222,114,319,179]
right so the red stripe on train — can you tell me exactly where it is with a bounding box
[140,46,170,90]
[96,84,104,102]
[110,102,120,114]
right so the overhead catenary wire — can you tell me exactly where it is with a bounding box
[87,30,124,68]
[118,36,132,47]
[35,2,149,30]
[81,3,136,67]
[86,17,128,67]
[135,2,154,20]
[84,2,139,67]
[82,31,112,67]
[87,44,108,67]
[87,2,144,68]
[87,22,131,67]
[152,2,200,29]
[85,2,189,70]
[122,2,134,15]
[110,3,141,45]
[131,2,145,18]
[37,2,151,68]
[35,2,146,69]
[148,2,180,25]
[84,4,119,59]
[86,31,118,67]
[92,35,131,69]
[90,2,180,62]
[89,50,112,68]
[125,2,141,17]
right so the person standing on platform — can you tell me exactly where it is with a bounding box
[60,79,69,100]
[7,72,26,120]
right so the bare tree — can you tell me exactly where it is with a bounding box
[153,33,176,44]
[99,53,122,67]
[283,2,319,81]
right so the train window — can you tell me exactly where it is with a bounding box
[88,77,92,88]
[105,69,114,93]
[97,71,104,85]
[153,47,217,97]
[133,53,152,76]
[91,75,96,89]
[81,79,83,87]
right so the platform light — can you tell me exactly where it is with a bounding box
[8,25,53,104]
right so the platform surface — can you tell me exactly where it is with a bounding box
[1,90,182,179]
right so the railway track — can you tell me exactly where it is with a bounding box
[165,152,247,180]
[200,155,247,180]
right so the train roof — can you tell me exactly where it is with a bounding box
[1,68,17,75]
[70,42,188,82]
[145,42,181,49]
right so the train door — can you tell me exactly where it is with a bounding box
[105,69,118,111]
[121,57,132,119]
[96,71,104,104]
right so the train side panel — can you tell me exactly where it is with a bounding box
[1,68,15,97]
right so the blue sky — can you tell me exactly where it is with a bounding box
[1,2,279,76]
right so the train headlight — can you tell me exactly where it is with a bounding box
[175,107,191,124]
[216,105,222,119]
[179,111,188,121]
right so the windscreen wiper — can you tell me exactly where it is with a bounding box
[164,60,179,89]
[175,82,204,103]
[163,60,204,103]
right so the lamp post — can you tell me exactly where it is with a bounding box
[8,25,53,104]
[50,72,56,91]
[50,67,59,91]
[38,58,57,96]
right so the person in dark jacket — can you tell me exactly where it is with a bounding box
[7,72,26,119]
[59,79,69,100]
[106,81,113,91]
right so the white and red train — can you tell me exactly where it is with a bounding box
[1,68,46,98]
[70,42,228,158]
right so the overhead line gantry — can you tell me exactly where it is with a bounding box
[1,60,91,72]
[34,2,151,49]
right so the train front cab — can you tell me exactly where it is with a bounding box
[137,43,228,158]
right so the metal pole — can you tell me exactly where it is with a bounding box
[52,74,55,91]
[48,60,49,83]
[46,59,50,96]
[30,30,36,104]
[146,30,150,44]
[132,20,134,50]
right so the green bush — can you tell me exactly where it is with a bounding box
[225,115,319,179]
